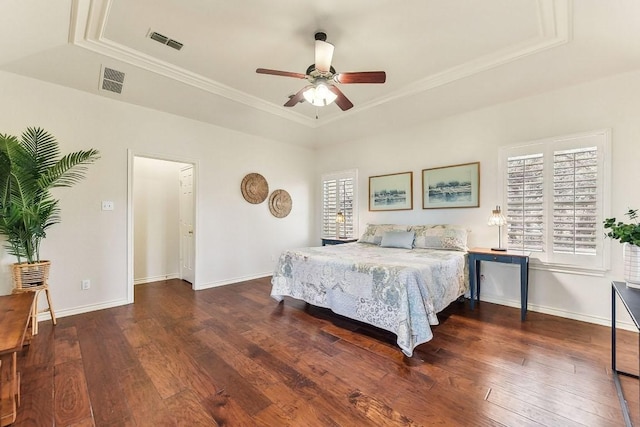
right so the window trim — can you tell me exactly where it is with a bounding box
[321,169,358,239]
[498,129,611,273]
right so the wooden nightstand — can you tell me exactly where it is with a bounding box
[468,247,530,321]
[321,237,358,246]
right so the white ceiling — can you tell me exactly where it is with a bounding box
[2,0,640,147]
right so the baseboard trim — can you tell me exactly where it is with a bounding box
[195,272,272,290]
[37,298,131,321]
[479,294,637,332]
[134,273,180,285]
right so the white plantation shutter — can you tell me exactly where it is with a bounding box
[322,170,358,238]
[553,147,598,256]
[322,179,338,237]
[500,130,610,270]
[340,178,355,237]
[506,153,544,252]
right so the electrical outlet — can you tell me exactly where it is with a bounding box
[81,279,90,290]
[101,201,114,211]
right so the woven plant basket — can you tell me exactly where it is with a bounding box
[11,260,51,289]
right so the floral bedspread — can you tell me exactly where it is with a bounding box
[270,242,468,356]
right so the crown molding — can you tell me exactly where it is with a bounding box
[319,0,572,126]
[70,0,317,128]
[70,0,571,129]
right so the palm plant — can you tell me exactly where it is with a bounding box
[0,127,100,264]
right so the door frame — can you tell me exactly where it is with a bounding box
[127,149,199,303]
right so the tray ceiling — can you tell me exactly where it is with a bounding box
[2,0,640,146]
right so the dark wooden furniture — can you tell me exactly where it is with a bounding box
[612,280,640,427]
[321,237,358,246]
[468,247,530,321]
[0,292,35,426]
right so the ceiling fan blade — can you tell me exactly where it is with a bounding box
[327,85,354,111]
[284,85,312,107]
[256,68,307,79]
[314,40,334,73]
[334,71,386,84]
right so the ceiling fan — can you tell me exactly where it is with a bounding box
[256,32,386,111]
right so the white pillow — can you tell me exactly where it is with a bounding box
[380,230,415,249]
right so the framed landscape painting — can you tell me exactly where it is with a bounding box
[369,171,413,211]
[422,162,479,209]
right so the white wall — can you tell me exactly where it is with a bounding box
[315,69,640,326]
[133,157,185,284]
[0,71,316,317]
[3,65,639,327]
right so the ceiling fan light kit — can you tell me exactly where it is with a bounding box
[256,31,386,112]
[303,83,337,107]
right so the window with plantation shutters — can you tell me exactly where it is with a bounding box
[500,129,610,270]
[506,153,544,252]
[321,170,358,239]
[553,147,598,256]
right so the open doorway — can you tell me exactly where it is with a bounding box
[128,153,196,302]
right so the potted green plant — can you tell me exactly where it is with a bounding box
[604,209,640,288]
[0,127,100,288]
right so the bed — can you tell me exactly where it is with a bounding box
[270,224,469,356]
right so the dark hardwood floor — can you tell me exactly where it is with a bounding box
[11,277,638,426]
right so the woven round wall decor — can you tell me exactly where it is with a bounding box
[241,173,269,204]
[268,189,292,218]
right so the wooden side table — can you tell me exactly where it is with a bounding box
[321,237,358,246]
[0,292,35,426]
[468,247,530,321]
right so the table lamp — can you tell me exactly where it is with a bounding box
[488,205,507,251]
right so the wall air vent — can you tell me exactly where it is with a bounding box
[150,31,169,44]
[149,30,183,51]
[100,66,125,94]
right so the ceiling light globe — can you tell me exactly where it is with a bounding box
[303,84,337,107]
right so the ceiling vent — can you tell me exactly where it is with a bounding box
[100,66,125,94]
[149,30,183,51]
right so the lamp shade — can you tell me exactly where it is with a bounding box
[488,205,507,251]
[335,212,345,224]
[488,205,507,226]
[303,83,338,107]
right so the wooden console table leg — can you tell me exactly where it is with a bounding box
[0,352,22,427]
[13,354,19,408]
